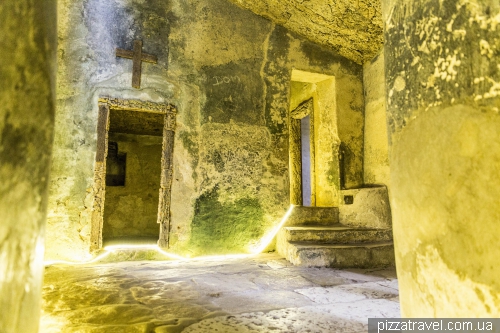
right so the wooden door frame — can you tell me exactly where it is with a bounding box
[90,96,177,252]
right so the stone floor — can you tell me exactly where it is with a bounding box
[40,253,400,333]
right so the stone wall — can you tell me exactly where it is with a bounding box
[363,50,390,186]
[47,0,364,260]
[384,0,500,316]
[0,1,56,332]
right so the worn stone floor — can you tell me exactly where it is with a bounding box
[40,253,400,333]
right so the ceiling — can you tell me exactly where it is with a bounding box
[226,0,383,64]
[109,109,164,136]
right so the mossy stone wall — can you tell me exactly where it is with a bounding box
[47,0,364,260]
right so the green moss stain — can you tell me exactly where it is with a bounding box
[179,131,199,180]
[179,131,198,156]
[189,187,265,255]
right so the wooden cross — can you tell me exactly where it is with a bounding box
[116,40,157,89]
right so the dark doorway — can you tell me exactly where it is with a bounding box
[102,109,164,246]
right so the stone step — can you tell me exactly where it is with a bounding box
[286,206,339,226]
[99,237,177,262]
[96,248,175,262]
[284,241,395,268]
[283,225,393,244]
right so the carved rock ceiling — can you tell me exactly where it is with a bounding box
[226,0,383,64]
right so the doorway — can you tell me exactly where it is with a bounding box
[288,70,340,207]
[102,119,163,245]
[301,115,312,206]
[90,97,177,251]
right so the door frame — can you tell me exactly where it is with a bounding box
[89,96,177,251]
[289,98,316,206]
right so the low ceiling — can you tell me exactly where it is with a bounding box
[109,109,164,136]
[226,0,383,64]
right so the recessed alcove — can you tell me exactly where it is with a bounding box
[288,69,338,207]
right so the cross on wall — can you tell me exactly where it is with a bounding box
[116,40,158,89]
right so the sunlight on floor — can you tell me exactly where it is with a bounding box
[40,253,399,333]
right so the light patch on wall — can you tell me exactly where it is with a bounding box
[248,205,294,254]
[433,53,461,82]
[479,39,493,58]
[393,76,406,92]
[291,69,332,83]
[474,77,500,101]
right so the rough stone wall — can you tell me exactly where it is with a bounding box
[336,74,365,190]
[0,1,56,332]
[226,0,383,64]
[47,0,364,260]
[363,50,390,186]
[384,0,500,316]
[102,133,163,240]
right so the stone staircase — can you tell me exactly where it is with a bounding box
[276,187,395,268]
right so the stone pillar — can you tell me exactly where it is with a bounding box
[383,0,500,316]
[0,1,56,332]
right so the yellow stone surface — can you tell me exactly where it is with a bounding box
[391,105,500,316]
[227,0,383,64]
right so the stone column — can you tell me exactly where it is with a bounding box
[383,0,500,316]
[0,0,56,332]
